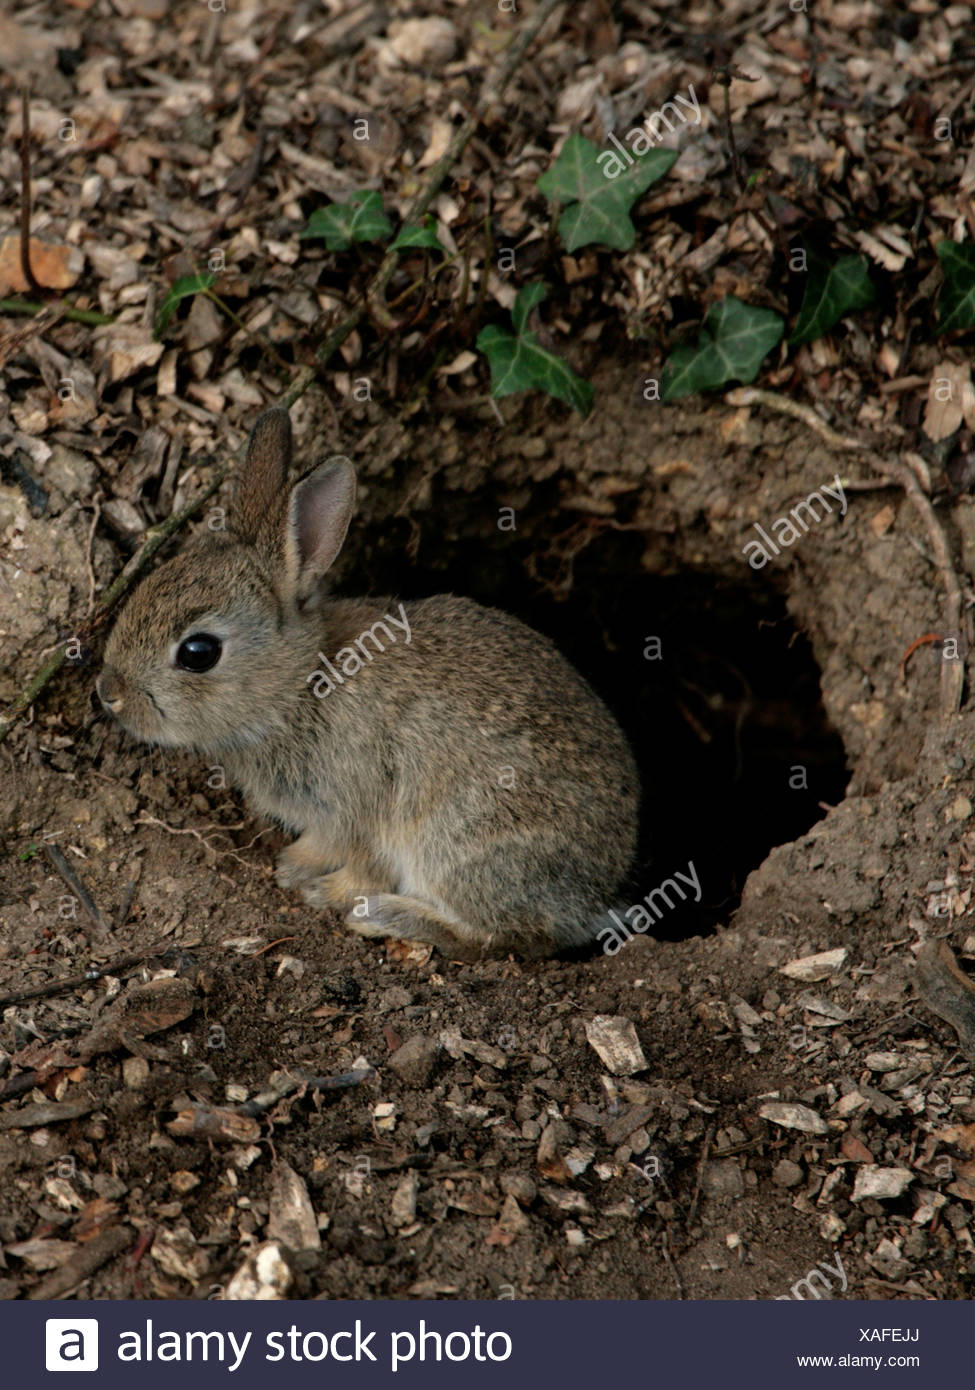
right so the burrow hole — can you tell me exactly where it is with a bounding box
[341,504,850,940]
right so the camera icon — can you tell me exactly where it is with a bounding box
[45,1319,99,1372]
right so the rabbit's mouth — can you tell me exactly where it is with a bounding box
[96,669,174,746]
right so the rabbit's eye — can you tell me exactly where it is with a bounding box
[176,633,222,672]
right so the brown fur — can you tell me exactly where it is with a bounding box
[97,410,640,956]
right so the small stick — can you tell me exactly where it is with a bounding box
[240,1067,375,1116]
[43,844,112,941]
[116,878,138,931]
[915,939,975,1065]
[717,69,745,195]
[660,1230,685,1298]
[0,298,114,325]
[19,88,43,296]
[686,1122,715,1229]
[0,940,170,1009]
[28,1226,131,1301]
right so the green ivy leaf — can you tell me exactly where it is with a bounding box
[476,284,593,416]
[300,190,393,251]
[155,272,216,336]
[789,252,875,344]
[937,240,975,335]
[511,281,548,335]
[537,132,677,252]
[391,217,444,252]
[662,297,785,400]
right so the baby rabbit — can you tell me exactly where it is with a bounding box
[97,408,639,956]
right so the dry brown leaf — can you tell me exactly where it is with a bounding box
[418,117,453,170]
[0,236,82,295]
[854,228,910,272]
[93,324,165,386]
[923,362,972,442]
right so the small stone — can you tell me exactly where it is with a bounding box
[224,1242,292,1300]
[267,1162,321,1252]
[773,1159,804,1188]
[377,986,413,1011]
[388,1034,438,1088]
[759,1102,828,1136]
[500,1172,537,1205]
[537,1120,574,1184]
[373,1101,396,1132]
[820,1212,846,1242]
[585,1015,648,1075]
[701,1160,745,1198]
[122,1055,149,1088]
[487,1193,530,1243]
[779,948,848,982]
[604,1104,655,1146]
[948,794,973,821]
[151,1227,209,1283]
[390,1172,419,1228]
[851,1166,914,1202]
[564,1144,595,1177]
[733,1000,763,1028]
[102,498,145,540]
[170,1170,200,1195]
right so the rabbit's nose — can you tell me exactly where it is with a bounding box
[97,668,125,714]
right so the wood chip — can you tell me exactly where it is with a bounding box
[585,1015,648,1075]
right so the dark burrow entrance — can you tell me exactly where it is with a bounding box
[342,510,850,941]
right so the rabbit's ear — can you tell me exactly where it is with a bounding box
[284,457,356,606]
[234,408,293,542]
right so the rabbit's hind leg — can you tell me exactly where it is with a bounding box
[301,859,392,912]
[276,829,342,892]
[345,893,483,960]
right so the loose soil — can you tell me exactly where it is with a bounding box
[4,375,975,1301]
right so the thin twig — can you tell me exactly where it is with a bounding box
[19,88,43,296]
[686,1122,715,1229]
[0,940,171,1009]
[660,1229,685,1298]
[0,299,114,325]
[134,812,254,864]
[84,491,103,614]
[201,288,291,371]
[43,844,113,942]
